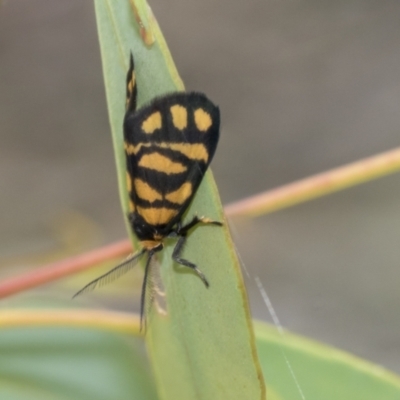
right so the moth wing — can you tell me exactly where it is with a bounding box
[124,92,220,227]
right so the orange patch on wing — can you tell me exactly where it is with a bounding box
[165,182,193,204]
[126,171,132,193]
[170,104,187,130]
[125,142,209,162]
[142,111,162,134]
[124,141,140,155]
[128,200,135,212]
[194,108,212,132]
[138,152,187,174]
[168,143,209,162]
[134,178,163,202]
[137,206,178,225]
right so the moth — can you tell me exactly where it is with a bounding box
[74,53,221,325]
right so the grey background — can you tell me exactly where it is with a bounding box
[1,0,400,374]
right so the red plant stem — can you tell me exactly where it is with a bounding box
[224,146,400,217]
[3,146,400,298]
[0,239,132,299]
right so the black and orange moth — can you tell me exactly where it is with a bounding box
[74,53,221,325]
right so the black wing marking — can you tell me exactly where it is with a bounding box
[126,52,137,113]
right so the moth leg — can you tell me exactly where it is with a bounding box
[140,251,154,332]
[177,215,222,236]
[172,235,209,288]
[126,52,137,113]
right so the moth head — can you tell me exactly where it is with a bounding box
[129,212,163,242]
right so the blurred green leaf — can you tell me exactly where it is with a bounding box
[0,324,157,400]
[256,321,400,399]
[3,313,400,399]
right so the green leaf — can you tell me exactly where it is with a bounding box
[94,0,265,399]
[4,312,399,399]
[0,324,157,400]
[255,321,400,399]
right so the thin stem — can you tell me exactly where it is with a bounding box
[225,146,400,217]
[2,146,400,298]
[0,309,140,334]
[0,240,132,299]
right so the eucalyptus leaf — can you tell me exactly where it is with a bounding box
[94,0,265,398]
[0,324,157,400]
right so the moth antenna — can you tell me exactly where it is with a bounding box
[72,248,146,298]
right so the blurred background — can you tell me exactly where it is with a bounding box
[1,0,400,375]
